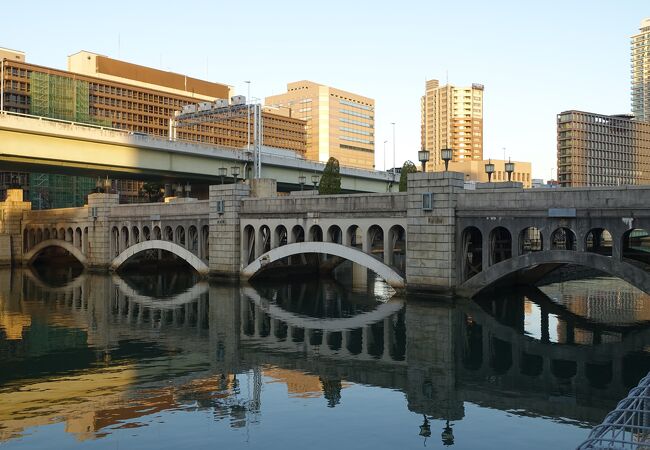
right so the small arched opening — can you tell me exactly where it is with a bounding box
[111,227,119,257]
[367,225,384,261]
[622,228,650,265]
[121,226,129,252]
[175,226,186,247]
[75,227,82,249]
[586,228,612,256]
[153,226,162,240]
[489,226,512,265]
[131,226,140,245]
[327,225,342,244]
[346,225,361,249]
[291,225,305,243]
[164,226,173,241]
[309,224,323,242]
[36,228,43,244]
[188,225,198,253]
[66,227,74,244]
[275,225,288,247]
[259,225,271,254]
[387,225,406,270]
[201,225,209,259]
[142,226,151,241]
[551,227,576,251]
[519,227,542,254]
[243,225,256,264]
[44,228,50,240]
[461,226,482,281]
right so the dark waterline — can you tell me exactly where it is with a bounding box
[1,265,649,449]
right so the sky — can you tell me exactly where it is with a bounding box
[3,0,648,179]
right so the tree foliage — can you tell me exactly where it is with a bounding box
[398,161,418,192]
[319,157,342,195]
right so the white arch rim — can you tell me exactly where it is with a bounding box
[111,240,209,275]
[241,241,405,288]
[23,239,88,266]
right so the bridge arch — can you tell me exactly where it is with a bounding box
[459,250,650,297]
[110,239,209,275]
[23,239,88,266]
[241,241,405,288]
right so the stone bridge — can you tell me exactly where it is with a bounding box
[2,172,650,294]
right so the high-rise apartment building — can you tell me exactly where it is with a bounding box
[265,81,375,170]
[632,18,650,121]
[557,110,650,187]
[421,79,483,171]
[0,49,307,206]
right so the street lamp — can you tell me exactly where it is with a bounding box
[231,166,240,183]
[441,420,454,446]
[418,149,430,172]
[298,175,306,191]
[505,158,515,182]
[218,167,227,184]
[311,174,319,191]
[383,140,388,172]
[441,148,453,171]
[484,159,495,183]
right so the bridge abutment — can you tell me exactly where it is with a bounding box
[406,172,464,294]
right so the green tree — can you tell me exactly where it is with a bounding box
[398,160,418,192]
[319,157,342,195]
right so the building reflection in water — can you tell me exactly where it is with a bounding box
[1,267,650,445]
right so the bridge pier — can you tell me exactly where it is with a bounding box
[406,172,464,294]
[0,188,31,266]
[86,193,120,271]
[209,182,251,279]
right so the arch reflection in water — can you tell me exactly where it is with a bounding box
[2,269,650,448]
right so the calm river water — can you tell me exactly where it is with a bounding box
[1,264,650,449]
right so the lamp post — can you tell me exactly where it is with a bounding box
[391,122,396,178]
[299,175,306,191]
[218,167,227,185]
[383,140,388,172]
[505,158,515,182]
[441,148,453,171]
[311,174,319,191]
[418,149,430,172]
[231,166,240,183]
[484,159,495,183]
[245,81,251,153]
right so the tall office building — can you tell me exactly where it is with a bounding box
[632,18,650,121]
[557,110,650,187]
[266,81,375,170]
[421,79,484,171]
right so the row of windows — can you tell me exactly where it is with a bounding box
[340,117,372,128]
[340,126,373,136]
[338,98,373,111]
[340,135,373,145]
[339,109,373,120]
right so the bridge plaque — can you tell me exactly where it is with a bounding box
[548,208,576,218]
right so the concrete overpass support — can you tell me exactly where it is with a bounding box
[406,172,464,293]
[209,182,251,278]
[0,189,31,266]
[86,193,119,271]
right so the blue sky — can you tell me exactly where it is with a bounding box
[3,0,648,178]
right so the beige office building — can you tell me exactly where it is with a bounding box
[632,18,650,121]
[421,79,484,171]
[266,80,375,170]
[450,159,532,188]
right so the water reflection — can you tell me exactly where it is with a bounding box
[1,268,650,448]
